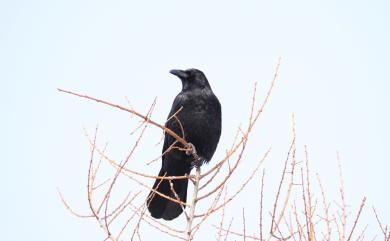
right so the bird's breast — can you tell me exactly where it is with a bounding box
[176,96,221,161]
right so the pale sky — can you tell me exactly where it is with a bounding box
[1,0,389,240]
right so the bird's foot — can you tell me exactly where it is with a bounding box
[191,157,203,168]
[186,143,202,167]
[185,143,197,156]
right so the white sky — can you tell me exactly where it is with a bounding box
[1,0,389,240]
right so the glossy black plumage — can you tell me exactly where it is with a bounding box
[147,68,222,220]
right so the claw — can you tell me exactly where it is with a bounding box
[186,142,203,167]
[185,143,197,156]
[191,157,203,168]
[185,143,203,167]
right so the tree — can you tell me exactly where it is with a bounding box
[58,59,389,241]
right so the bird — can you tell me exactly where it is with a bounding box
[146,68,222,220]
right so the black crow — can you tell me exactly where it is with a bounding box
[146,68,222,220]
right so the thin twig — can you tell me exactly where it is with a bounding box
[259,169,265,241]
[217,187,228,241]
[57,88,189,147]
[243,208,247,241]
[346,197,366,241]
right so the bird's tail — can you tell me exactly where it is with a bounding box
[146,167,189,220]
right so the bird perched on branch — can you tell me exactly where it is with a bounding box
[147,68,222,220]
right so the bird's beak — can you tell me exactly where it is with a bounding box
[170,69,189,79]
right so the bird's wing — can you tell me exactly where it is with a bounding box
[162,93,187,155]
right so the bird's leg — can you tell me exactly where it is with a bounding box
[185,143,202,167]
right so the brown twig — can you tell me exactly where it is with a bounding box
[316,173,331,241]
[346,197,366,241]
[224,218,234,241]
[269,136,296,237]
[190,184,225,238]
[373,207,389,241]
[243,208,247,241]
[194,148,271,218]
[269,114,297,239]
[336,151,347,241]
[217,187,228,241]
[86,126,117,241]
[57,88,189,148]
[259,169,265,241]
[304,146,315,241]
[57,188,94,218]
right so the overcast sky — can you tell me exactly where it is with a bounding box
[1,0,389,240]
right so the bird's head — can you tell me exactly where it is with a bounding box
[170,68,211,91]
